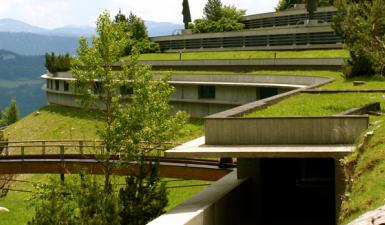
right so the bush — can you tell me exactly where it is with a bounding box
[114,11,160,56]
[45,53,71,74]
[119,160,167,225]
[190,0,245,33]
[334,0,385,77]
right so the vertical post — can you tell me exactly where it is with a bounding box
[21,146,25,161]
[60,145,65,183]
[60,146,64,161]
[4,144,8,156]
[79,141,84,155]
[42,141,46,155]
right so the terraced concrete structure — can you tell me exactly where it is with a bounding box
[151,7,341,52]
[42,72,329,118]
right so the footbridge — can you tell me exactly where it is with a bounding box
[0,140,231,181]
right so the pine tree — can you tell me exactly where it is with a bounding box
[204,0,223,21]
[3,98,19,125]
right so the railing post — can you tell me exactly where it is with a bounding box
[60,145,64,162]
[4,143,8,156]
[42,141,46,155]
[79,141,84,155]
[21,146,25,161]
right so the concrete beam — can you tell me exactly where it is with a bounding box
[165,137,355,159]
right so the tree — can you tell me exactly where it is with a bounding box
[28,176,121,225]
[3,98,19,125]
[191,0,245,33]
[204,0,223,21]
[72,10,187,224]
[119,160,168,225]
[113,11,160,55]
[275,0,334,11]
[333,0,385,77]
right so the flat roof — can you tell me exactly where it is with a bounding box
[165,137,355,158]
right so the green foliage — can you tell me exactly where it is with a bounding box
[276,0,302,11]
[119,160,168,225]
[190,0,245,33]
[71,11,187,224]
[275,0,334,11]
[28,180,78,225]
[113,11,159,55]
[28,177,121,225]
[45,52,71,74]
[334,0,385,77]
[2,98,19,126]
[204,0,223,21]
[77,177,121,225]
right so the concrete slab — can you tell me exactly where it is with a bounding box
[165,137,355,158]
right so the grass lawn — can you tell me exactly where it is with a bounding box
[0,175,211,225]
[246,93,385,117]
[0,104,206,224]
[5,105,204,142]
[136,49,349,61]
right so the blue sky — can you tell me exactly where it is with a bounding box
[0,0,279,28]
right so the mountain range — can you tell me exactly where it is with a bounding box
[0,18,182,55]
[0,18,182,38]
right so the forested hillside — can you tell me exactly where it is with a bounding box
[0,50,46,116]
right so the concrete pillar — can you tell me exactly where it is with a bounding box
[237,158,262,225]
[335,157,346,223]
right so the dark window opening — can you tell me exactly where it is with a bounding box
[120,85,134,95]
[93,82,102,94]
[260,158,335,225]
[259,87,278,99]
[64,81,69,92]
[55,80,60,91]
[46,80,50,89]
[199,85,216,99]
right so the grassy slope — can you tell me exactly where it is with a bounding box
[247,93,385,117]
[0,105,205,225]
[137,49,349,61]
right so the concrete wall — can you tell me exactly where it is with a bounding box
[43,73,324,118]
[144,58,345,72]
[205,116,369,145]
[152,24,336,41]
[147,171,250,225]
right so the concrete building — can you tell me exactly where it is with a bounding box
[42,72,329,118]
[151,7,341,52]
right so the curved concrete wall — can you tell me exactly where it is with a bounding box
[42,72,328,118]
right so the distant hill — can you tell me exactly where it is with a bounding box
[145,21,183,37]
[0,18,182,55]
[0,50,46,115]
[0,32,80,55]
[0,18,182,38]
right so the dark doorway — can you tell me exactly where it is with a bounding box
[259,87,278,99]
[260,158,335,225]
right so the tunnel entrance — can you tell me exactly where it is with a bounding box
[259,158,335,225]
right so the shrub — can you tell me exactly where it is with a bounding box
[190,0,245,33]
[119,159,167,225]
[45,53,71,74]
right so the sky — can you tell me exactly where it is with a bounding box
[0,0,279,28]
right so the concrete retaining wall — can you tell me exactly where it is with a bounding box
[147,171,249,225]
[143,58,345,72]
[205,116,369,145]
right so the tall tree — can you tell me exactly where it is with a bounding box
[204,0,223,21]
[182,0,192,29]
[3,98,19,125]
[72,12,130,192]
[333,0,385,77]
